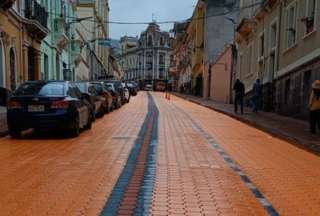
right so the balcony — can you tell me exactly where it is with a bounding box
[0,0,15,10]
[54,17,69,50]
[77,0,95,7]
[24,0,49,40]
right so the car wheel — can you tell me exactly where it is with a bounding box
[85,113,93,130]
[70,114,80,137]
[9,127,22,139]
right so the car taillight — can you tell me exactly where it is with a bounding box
[51,100,69,109]
[7,101,22,109]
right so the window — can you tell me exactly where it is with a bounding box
[239,53,243,80]
[148,35,153,46]
[146,54,153,70]
[286,3,297,48]
[159,54,165,65]
[269,52,276,80]
[259,33,264,58]
[9,48,17,90]
[247,45,253,76]
[43,54,49,80]
[15,82,65,96]
[270,21,277,49]
[160,37,164,46]
[284,79,291,105]
[304,0,316,34]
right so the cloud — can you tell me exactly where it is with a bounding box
[109,0,197,38]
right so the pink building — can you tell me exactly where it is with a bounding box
[209,46,234,104]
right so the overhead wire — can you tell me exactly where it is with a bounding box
[34,1,262,25]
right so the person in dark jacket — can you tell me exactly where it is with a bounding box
[252,79,262,113]
[233,79,245,114]
[309,80,320,134]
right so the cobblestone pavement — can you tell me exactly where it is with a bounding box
[174,93,320,154]
[150,93,320,216]
[0,93,149,216]
[1,92,320,216]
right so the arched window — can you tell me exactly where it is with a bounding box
[159,54,165,65]
[147,54,153,70]
[0,40,5,87]
[148,35,153,46]
[9,48,17,90]
[160,37,164,46]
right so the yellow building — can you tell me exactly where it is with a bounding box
[187,0,205,96]
[0,0,48,90]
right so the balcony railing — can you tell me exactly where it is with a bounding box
[25,0,48,28]
[0,0,15,10]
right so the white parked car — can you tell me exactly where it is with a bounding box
[144,84,153,91]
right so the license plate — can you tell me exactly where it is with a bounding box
[28,105,45,112]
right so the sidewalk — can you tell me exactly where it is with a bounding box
[174,93,320,154]
[0,106,8,137]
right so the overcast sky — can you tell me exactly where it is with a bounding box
[109,0,197,39]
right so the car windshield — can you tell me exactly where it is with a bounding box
[105,83,113,89]
[75,83,87,93]
[14,82,65,96]
[92,84,103,94]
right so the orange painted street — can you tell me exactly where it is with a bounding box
[0,92,320,216]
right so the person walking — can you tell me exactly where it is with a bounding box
[233,79,245,114]
[309,80,320,134]
[252,79,262,113]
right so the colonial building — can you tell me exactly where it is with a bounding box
[170,21,193,94]
[75,0,110,81]
[0,0,49,90]
[236,0,320,119]
[40,0,79,81]
[171,0,238,98]
[118,23,173,87]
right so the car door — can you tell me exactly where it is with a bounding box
[88,85,101,113]
[70,84,88,127]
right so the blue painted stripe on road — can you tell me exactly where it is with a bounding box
[101,93,159,216]
[134,94,159,215]
[173,105,280,216]
[100,93,158,216]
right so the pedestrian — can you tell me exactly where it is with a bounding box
[233,79,245,114]
[309,80,320,134]
[252,79,262,113]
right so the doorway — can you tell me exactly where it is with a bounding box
[9,48,17,90]
[0,39,5,87]
[28,48,36,81]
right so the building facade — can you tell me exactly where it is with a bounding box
[118,23,173,87]
[209,45,236,103]
[0,0,48,91]
[40,0,79,81]
[236,0,320,119]
[75,0,109,81]
[171,0,238,98]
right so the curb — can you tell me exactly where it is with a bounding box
[173,93,320,156]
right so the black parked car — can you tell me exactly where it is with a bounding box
[104,80,127,104]
[7,81,93,138]
[91,82,114,113]
[126,82,138,96]
[75,81,105,118]
[103,82,122,109]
